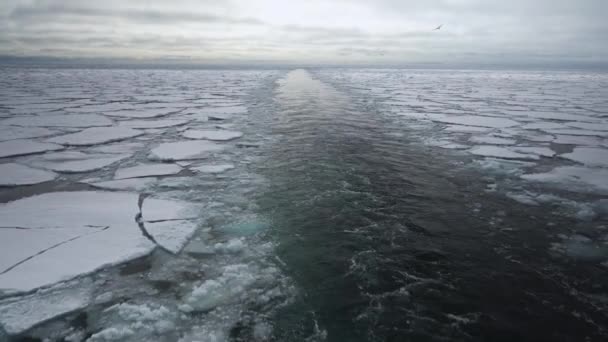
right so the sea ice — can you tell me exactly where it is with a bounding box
[190,164,235,174]
[0,139,63,158]
[510,146,556,158]
[553,135,604,146]
[0,191,197,292]
[118,119,190,129]
[47,127,143,146]
[0,284,92,335]
[29,151,131,173]
[114,163,182,179]
[148,141,225,161]
[469,136,516,145]
[431,115,519,128]
[561,147,608,167]
[182,129,243,141]
[469,146,539,160]
[522,166,608,194]
[88,178,157,191]
[103,108,180,119]
[1,114,113,127]
[0,126,57,141]
[443,125,492,133]
[0,163,57,186]
[199,106,247,115]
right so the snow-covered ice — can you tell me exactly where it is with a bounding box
[0,191,197,292]
[47,127,143,146]
[114,163,182,179]
[148,141,225,161]
[0,163,57,186]
[182,129,243,141]
[0,139,63,158]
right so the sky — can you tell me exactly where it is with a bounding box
[0,0,607,67]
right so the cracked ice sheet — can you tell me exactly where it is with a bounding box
[114,163,181,179]
[0,126,58,141]
[148,140,225,161]
[28,151,131,173]
[0,283,92,335]
[1,114,113,127]
[561,147,608,167]
[182,129,243,141]
[0,139,63,158]
[0,163,57,186]
[46,127,143,146]
[0,191,197,292]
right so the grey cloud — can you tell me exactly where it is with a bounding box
[9,2,264,26]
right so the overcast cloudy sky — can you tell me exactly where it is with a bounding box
[0,0,606,66]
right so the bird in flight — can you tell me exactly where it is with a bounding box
[433,24,443,31]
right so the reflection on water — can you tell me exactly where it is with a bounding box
[258,70,608,341]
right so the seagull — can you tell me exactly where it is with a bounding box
[433,24,443,31]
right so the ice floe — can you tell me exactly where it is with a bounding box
[560,147,608,167]
[469,146,539,160]
[47,127,143,146]
[87,178,157,191]
[182,129,243,141]
[0,139,64,158]
[29,151,130,173]
[114,163,182,179]
[0,163,57,186]
[469,136,516,145]
[2,114,113,128]
[0,126,57,141]
[0,191,197,292]
[0,283,92,335]
[190,163,235,174]
[148,141,225,161]
[118,119,190,129]
[103,108,180,119]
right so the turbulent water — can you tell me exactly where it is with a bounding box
[0,67,607,342]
